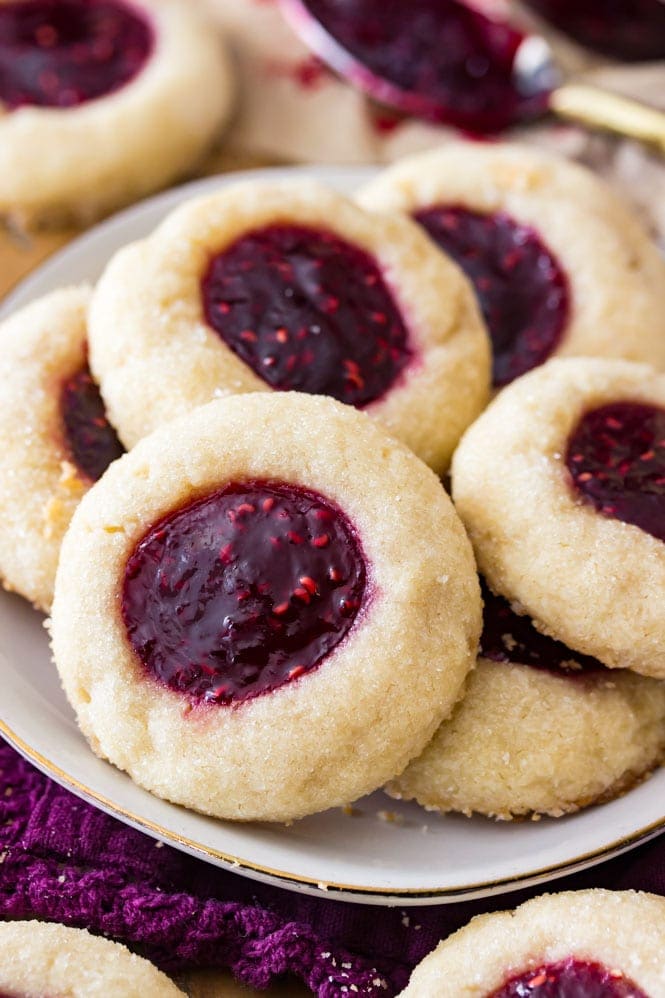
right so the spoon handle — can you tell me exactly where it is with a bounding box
[550,84,665,156]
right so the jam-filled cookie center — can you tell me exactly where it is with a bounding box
[414,206,569,387]
[201,224,413,408]
[0,0,153,110]
[490,957,648,996]
[566,401,665,543]
[292,0,545,132]
[60,364,124,482]
[122,482,367,705]
[480,580,605,677]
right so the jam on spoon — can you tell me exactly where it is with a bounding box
[279,0,665,147]
[278,0,548,133]
[522,0,665,62]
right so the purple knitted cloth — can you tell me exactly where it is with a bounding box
[1,737,664,995]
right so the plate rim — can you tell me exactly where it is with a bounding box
[2,164,664,906]
[2,715,664,904]
[0,165,377,315]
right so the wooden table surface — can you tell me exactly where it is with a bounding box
[0,148,313,998]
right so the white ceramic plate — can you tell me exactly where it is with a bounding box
[1,166,664,906]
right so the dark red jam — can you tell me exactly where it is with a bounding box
[60,364,124,482]
[480,580,606,677]
[413,206,569,387]
[282,0,548,133]
[202,224,412,408]
[490,957,648,996]
[122,481,367,705]
[0,0,153,110]
[523,0,665,62]
[566,402,665,544]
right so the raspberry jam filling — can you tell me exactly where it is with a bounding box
[414,206,569,387]
[490,957,648,996]
[566,402,665,544]
[523,0,665,62]
[60,364,124,482]
[480,580,605,677]
[122,482,367,705]
[285,0,547,133]
[0,0,153,110]
[202,224,412,408]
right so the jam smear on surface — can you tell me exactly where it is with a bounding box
[60,364,124,482]
[287,0,547,133]
[122,481,367,705]
[566,402,665,544]
[490,957,648,996]
[414,206,569,387]
[0,0,153,110]
[523,0,665,62]
[202,224,412,408]
[480,580,606,677]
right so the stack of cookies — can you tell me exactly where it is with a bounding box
[1,141,664,825]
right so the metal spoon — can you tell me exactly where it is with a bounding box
[278,0,665,154]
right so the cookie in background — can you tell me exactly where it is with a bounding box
[0,0,235,228]
[359,143,665,387]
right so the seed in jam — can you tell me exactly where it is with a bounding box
[0,0,153,110]
[282,0,548,133]
[480,579,605,677]
[490,956,648,997]
[202,224,412,408]
[414,206,569,387]
[60,364,124,482]
[122,481,367,705]
[566,401,665,543]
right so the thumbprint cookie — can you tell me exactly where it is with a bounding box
[399,890,665,996]
[0,0,234,226]
[358,143,665,387]
[388,582,665,820]
[50,392,481,822]
[452,358,665,679]
[0,286,123,611]
[87,180,491,473]
[0,920,184,998]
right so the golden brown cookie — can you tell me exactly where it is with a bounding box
[0,0,233,227]
[399,890,665,996]
[388,582,665,820]
[452,358,665,679]
[0,920,184,997]
[0,286,123,611]
[51,392,481,822]
[359,143,665,387]
[88,179,491,473]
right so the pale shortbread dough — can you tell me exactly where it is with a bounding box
[88,179,490,473]
[399,890,665,996]
[0,920,184,997]
[0,0,234,227]
[0,286,121,611]
[50,393,481,822]
[388,657,665,820]
[452,358,665,679]
[358,143,665,375]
